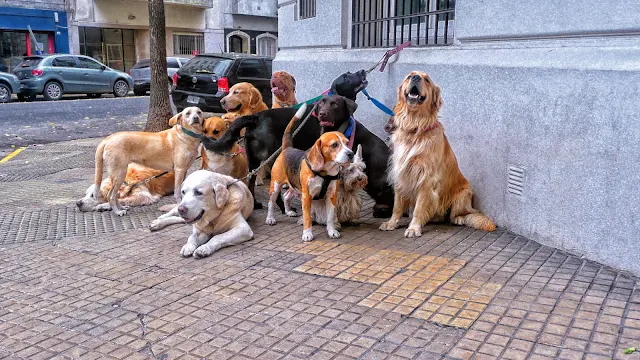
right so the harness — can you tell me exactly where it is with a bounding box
[304,157,340,200]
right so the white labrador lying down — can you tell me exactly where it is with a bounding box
[150,170,254,258]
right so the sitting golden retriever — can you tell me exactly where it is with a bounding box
[271,71,298,108]
[220,82,269,119]
[380,71,496,237]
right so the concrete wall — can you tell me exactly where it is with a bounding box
[91,0,205,29]
[274,1,640,275]
[2,0,66,11]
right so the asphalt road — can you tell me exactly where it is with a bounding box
[0,95,153,157]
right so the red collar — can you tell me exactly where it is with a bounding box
[421,121,440,133]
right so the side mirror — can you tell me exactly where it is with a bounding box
[100,65,106,71]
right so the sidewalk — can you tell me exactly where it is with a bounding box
[0,139,638,360]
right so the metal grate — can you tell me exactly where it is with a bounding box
[352,0,455,48]
[173,33,204,56]
[298,0,316,19]
[507,166,525,196]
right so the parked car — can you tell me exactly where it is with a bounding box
[172,53,273,113]
[12,55,134,101]
[130,56,190,96]
[0,71,22,103]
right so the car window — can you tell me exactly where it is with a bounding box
[16,57,44,69]
[78,57,103,70]
[180,56,231,75]
[52,57,77,68]
[167,58,180,68]
[237,59,268,78]
[179,58,190,66]
[131,59,150,69]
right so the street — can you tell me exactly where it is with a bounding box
[0,95,151,157]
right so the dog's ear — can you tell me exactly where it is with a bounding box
[432,84,443,112]
[168,113,182,127]
[249,87,262,107]
[213,183,229,209]
[307,140,325,172]
[343,97,358,116]
[355,144,363,162]
[291,75,296,90]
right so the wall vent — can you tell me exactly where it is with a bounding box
[507,166,525,196]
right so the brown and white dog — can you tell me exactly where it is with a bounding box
[76,164,175,212]
[271,71,298,108]
[266,104,355,242]
[296,144,368,229]
[221,82,269,119]
[380,71,496,237]
[200,116,249,180]
[88,107,204,216]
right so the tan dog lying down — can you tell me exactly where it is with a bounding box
[76,164,175,211]
[380,71,496,237]
[149,170,254,258]
[88,107,204,216]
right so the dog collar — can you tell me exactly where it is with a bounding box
[421,121,440,133]
[180,125,205,140]
[304,157,340,200]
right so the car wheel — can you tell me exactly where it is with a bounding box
[87,93,102,98]
[113,80,129,97]
[18,94,36,102]
[0,84,11,103]
[43,82,63,101]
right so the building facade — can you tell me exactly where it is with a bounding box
[0,1,70,72]
[275,0,640,275]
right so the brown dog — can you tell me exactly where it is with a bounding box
[220,82,269,119]
[200,116,249,180]
[271,71,298,108]
[380,71,496,237]
[90,107,204,216]
[77,164,175,212]
[266,104,355,242]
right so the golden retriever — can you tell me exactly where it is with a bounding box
[380,71,496,237]
[271,71,298,108]
[220,82,269,119]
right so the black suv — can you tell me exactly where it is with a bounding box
[172,53,273,113]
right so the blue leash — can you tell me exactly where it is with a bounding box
[361,88,395,117]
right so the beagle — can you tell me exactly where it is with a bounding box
[265,104,355,242]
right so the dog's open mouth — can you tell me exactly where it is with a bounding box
[319,120,335,127]
[405,85,426,104]
[182,210,205,224]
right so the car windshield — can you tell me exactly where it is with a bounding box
[131,59,150,69]
[16,57,43,69]
[180,57,231,75]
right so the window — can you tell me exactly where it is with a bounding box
[256,34,277,57]
[79,27,136,72]
[78,57,103,70]
[351,0,455,48]
[173,33,204,56]
[52,56,77,67]
[180,56,232,75]
[298,0,316,19]
[237,59,268,78]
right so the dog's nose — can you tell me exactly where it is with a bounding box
[411,74,421,82]
[347,151,354,159]
[76,199,83,207]
[178,205,188,216]
[357,176,364,181]
[318,111,327,117]
[220,98,226,106]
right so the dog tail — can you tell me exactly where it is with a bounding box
[94,140,106,200]
[282,104,308,150]
[457,212,496,232]
[200,114,257,153]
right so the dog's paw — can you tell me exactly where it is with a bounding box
[285,210,298,217]
[193,246,212,259]
[302,229,314,242]
[95,203,111,211]
[327,229,341,239]
[180,243,197,257]
[404,225,422,238]
[113,208,128,216]
[121,205,130,211]
[265,217,277,226]
[379,220,398,231]
[149,220,163,232]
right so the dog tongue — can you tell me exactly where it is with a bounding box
[271,87,285,96]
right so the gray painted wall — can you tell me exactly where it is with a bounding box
[2,0,66,11]
[274,0,640,275]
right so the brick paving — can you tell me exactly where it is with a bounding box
[0,139,638,360]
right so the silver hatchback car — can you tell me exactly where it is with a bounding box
[13,55,134,101]
[130,57,190,96]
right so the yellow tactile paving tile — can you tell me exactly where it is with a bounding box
[289,241,502,329]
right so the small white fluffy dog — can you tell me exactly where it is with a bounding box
[295,144,368,229]
[149,170,254,258]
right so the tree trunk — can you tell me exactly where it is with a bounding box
[144,0,173,132]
